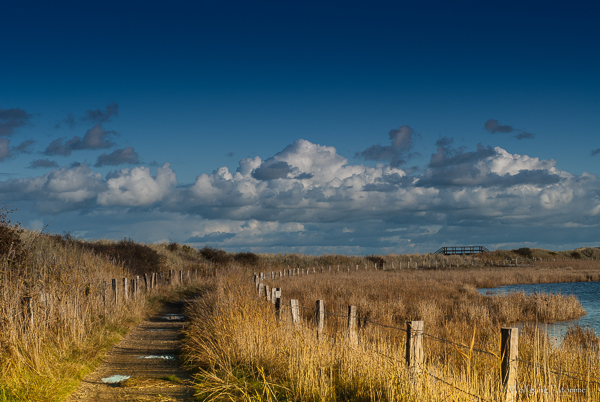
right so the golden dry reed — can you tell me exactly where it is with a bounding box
[0,228,209,402]
[184,260,600,401]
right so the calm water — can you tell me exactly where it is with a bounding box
[479,281,600,340]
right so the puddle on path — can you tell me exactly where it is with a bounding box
[101,374,131,383]
[137,355,176,360]
[146,328,167,331]
[161,314,185,321]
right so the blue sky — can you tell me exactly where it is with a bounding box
[1,0,599,254]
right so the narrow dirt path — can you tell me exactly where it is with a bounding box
[66,299,196,402]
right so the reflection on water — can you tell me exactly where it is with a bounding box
[479,281,600,341]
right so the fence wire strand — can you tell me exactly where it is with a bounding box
[517,358,600,386]
[423,332,498,358]
[425,370,489,402]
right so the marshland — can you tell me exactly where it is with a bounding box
[2,208,600,401]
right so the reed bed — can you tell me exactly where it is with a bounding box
[0,223,210,401]
[184,264,600,401]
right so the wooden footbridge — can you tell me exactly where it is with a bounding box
[434,246,490,255]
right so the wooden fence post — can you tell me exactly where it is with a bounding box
[348,305,357,345]
[143,274,149,292]
[112,279,118,304]
[501,327,519,402]
[102,280,107,314]
[406,320,424,374]
[123,278,128,301]
[255,276,262,293]
[316,300,325,339]
[290,299,300,326]
[265,285,271,301]
[130,278,136,300]
[274,288,282,319]
[271,287,280,305]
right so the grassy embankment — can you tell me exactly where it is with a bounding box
[183,252,600,401]
[0,209,213,402]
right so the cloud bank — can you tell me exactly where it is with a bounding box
[2,137,600,253]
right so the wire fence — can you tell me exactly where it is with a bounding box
[293,301,599,387]
[256,275,600,399]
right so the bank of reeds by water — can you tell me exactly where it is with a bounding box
[183,262,600,401]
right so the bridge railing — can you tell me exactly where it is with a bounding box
[434,246,490,255]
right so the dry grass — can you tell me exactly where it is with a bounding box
[0,226,210,401]
[184,260,600,401]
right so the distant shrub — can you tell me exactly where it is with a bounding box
[366,255,386,267]
[81,238,165,274]
[200,246,231,266]
[182,245,194,253]
[514,248,533,258]
[233,252,259,266]
[571,251,582,259]
[166,241,179,252]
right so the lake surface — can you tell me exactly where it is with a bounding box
[478,281,600,341]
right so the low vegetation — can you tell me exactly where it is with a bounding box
[0,208,210,402]
[183,259,600,401]
[2,203,599,401]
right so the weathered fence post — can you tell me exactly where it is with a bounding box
[348,305,357,345]
[123,278,128,301]
[265,285,271,301]
[290,299,300,326]
[255,275,262,292]
[501,327,519,402]
[143,274,149,292]
[406,320,424,374]
[258,282,264,297]
[274,288,282,319]
[130,278,136,300]
[112,279,118,304]
[316,300,325,339]
[102,280,107,314]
